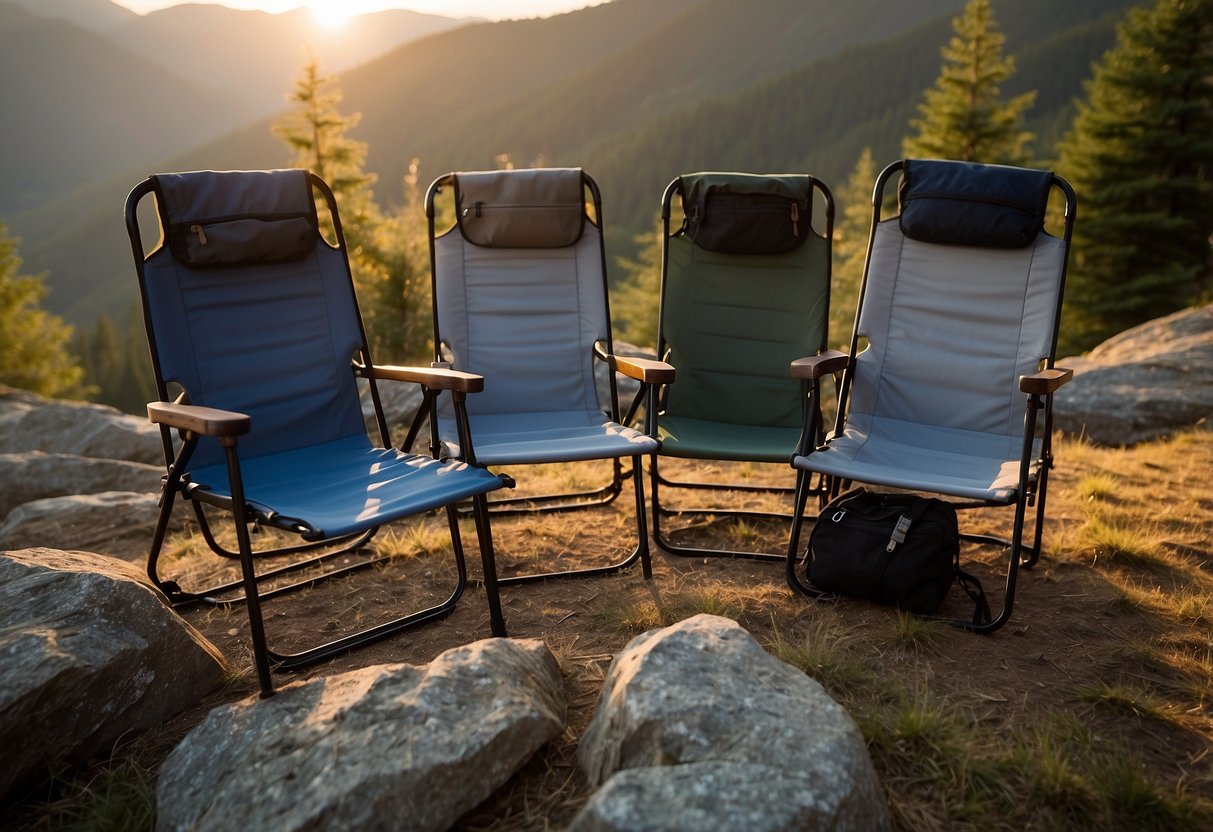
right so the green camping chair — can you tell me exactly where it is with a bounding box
[649,172,836,561]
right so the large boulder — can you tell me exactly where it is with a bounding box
[0,548,227,801]
[0,451,162,519]
[573,614,890,832]
[1056,304,1213,446]
[0,491,163,561]
[156,638,566,832]
[0,385,161,463]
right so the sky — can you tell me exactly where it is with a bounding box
[109,0,600,22]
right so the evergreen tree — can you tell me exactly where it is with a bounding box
[903,0,1035,164]
[1057,0,1213,352]
[274,59,429,361]
[831,147,877,349]
[611,225,662,350]
[0,224,84,397]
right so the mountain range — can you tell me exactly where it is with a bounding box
[2,0,1142,330]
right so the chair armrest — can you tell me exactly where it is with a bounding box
[790,350,849,380]
[1019,367,1073,395]
[365,364,485,394]
[614,355,676,385]
[147,402,251,437]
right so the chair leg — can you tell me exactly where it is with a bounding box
[222,440,275,698]
[493,454,650,586]
[470,492,507,636]
[784,468,830,599]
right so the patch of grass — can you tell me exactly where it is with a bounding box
[1075,680,1171,723]
[766,617,878,694]
[45,759,157,832]
[1078,472,1119,501]
[375,521,453,559]
[885,610,945,653]
[1078,514,1167,571]
[1091,753,1208,831]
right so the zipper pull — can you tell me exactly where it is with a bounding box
[790,202,800,237]
[190,224,207,245]
[831,508,847,523]
[886,514,913,552]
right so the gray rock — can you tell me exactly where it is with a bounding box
[0,491,165,561]
[0,385,161,463]
[0,451,162,519]
[156,638,566,832]
[361,378,425,440]
[573,614,890,832]
[1056,304,1213,446]
[0,548,227,801]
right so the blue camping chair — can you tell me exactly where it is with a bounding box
[786,159,1076,632]
[419,168,674,584]
[126,169,508,696]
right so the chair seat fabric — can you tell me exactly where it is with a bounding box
[185,435,505,539]
[658,415,801,463]
[794,416,1038,502]
[440,410,657,465]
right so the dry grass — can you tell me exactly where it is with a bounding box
[12,429,1213,831]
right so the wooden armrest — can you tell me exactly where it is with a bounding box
[790,350,849,380]
[1019,367,1073,395]
[614,355,676,384]
[367,364,485,394]
[147,401,250,437]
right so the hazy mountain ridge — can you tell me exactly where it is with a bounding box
[4,0,1141,328]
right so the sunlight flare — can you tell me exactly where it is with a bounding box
[309,0,353,27]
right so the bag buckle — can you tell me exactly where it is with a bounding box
[886,514,913,552]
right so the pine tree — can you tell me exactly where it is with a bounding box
[611,225,662,350]
[1057,0,1213,352]
[273,59,429,361]
[0,223,84,397]
[831,147,877,349]
[903,0,1035,164]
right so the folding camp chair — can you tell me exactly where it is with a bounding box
[649,172,836,561]
[786,159,1076,633]
[125,169,508,696]
[421,167,673,584]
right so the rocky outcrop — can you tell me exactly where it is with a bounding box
[1056,304,1213,446]
[0,548,227,801]
[156,638,566,832]
[0,385,161,463]
[0,491,162,561]
[572,614,890,832]
[0,451,162,519]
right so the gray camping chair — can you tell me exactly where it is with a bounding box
[420,167,673,584]
[786,159,1076,633]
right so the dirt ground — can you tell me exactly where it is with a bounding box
[10,432,1213,830]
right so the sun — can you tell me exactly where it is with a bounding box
[309,0,354,28]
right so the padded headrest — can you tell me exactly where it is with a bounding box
[453,168,586,248]
[898,159,1053,248]
[679,172,812,255]
[152,169,320,268]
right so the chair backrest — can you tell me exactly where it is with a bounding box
[428,167,613,418]
[128,169,371,470]
[659,172,832,428]
[844,159,1073,441]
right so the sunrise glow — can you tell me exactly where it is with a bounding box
[308,0,353,27]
